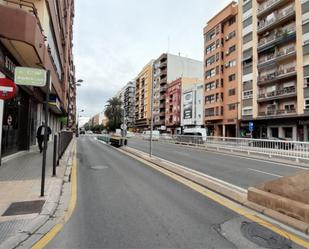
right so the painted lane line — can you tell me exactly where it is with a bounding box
[248,168,282,177]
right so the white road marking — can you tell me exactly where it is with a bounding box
[247,168,282,177]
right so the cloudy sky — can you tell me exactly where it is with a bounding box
[74,0,232,124]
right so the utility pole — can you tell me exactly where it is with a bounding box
[149,72,154,157]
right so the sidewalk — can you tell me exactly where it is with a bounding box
[0,140,74,248]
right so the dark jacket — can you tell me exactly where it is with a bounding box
[37,125,52,140]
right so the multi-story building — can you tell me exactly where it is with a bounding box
[204,1,239,137]
[152,53,203,131]
[181,78,205,129]
[238,0,309,141]
[165,78,182,134]
[123,81,136,128]
[135,61,154,130]
[0,0,75,156]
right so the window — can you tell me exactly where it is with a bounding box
[205,108,215,117]
[226,31,236,41]
[284,104,295,111]
[305,98,309,109]
[226,45,236,55]
[242,16,252,29]
[305,77,309,88]
[226,60,236,68]
[228,88,236,96]
[229,74,236,81]
[205,68,216,79]
[205,95,215,104]
[206,42,216,54]
[228,16,236,26]
[283,127,293,139]
[242,107,253,116]
[242,90,253,99]
[206,82,215,91]
[205,55,215,66]
[228,103,236,110]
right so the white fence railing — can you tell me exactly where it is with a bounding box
[132,134,309,162]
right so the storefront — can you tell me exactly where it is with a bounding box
[0,42,36,156]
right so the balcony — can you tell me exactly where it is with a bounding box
[258,46,296,68]
[258,108,296,117]
[257,65,296,85]
[160,69,167,76]
[257,86,296,102]
[257,0,289,17]
[159,61,167,68]
[257,5,295,34]
[257,27,296,52]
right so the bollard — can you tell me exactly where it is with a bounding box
[53,134,57,176]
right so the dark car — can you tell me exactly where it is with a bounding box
[249,137,293,150]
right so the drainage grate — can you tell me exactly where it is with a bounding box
[2,200,45,216]
[240,221,292,249]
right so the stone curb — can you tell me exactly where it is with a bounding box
[0,138,76,249]
[121,146,309,236]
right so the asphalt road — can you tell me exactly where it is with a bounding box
[126,137,305,189]
[46,136,303,248]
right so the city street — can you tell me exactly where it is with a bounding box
[127,137,306,188]
[46,136,304,248]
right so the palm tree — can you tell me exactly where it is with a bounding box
[104,97,123,131]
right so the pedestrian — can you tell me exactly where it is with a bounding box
[37,122,52,153]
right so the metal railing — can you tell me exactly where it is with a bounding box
[131,134,309,162]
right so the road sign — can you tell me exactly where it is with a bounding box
[0,78,17,100]
[14,67,47,87]
[249,122,254,132]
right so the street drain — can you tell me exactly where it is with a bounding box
[240,221,292,249]
[2,200,45,216]
[90,165,108,170]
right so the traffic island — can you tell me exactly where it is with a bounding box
[248,170,309,234]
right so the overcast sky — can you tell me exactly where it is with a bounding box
[74,0,232,124]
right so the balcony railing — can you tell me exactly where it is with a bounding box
[258,5,294,32]
[257,27,296,49]
[258,0,283,15]
[258,108,296,116]
[258,86,296,100]
[258,46,295,66]
[258,66,296,84]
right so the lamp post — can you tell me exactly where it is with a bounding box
[76,109,84,137]
[68,79,83,129]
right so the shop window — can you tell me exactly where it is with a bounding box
[283,127,293,138]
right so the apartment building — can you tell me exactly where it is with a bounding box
[165,78,181,134]
[123,81,135,128]
[204,2,239,137]
[239,0,309,141]
[135,61,154,130]
[152,53,203,131]
[0,0,75,155]
[181,78,204,129]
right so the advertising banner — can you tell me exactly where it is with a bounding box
[183,91,193,119]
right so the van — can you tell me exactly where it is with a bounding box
[182,128,207,142]
[142,130,160,141]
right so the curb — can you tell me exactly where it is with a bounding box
[0,139,76,249]
[121,146,309,236]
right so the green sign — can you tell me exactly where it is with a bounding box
[14,67,47,87]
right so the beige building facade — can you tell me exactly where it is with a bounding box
[239,0,309,141]
[135,61,154,130]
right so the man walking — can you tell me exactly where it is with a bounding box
[37,122,52,153]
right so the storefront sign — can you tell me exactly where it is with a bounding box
[0,78,17,100]
[183,91,193,119]
[14,67,47,87]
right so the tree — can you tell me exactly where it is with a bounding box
[104,97,123,132]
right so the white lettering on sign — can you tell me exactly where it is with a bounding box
[0,86,13,92]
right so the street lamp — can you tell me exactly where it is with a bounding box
[68,79,83,129]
